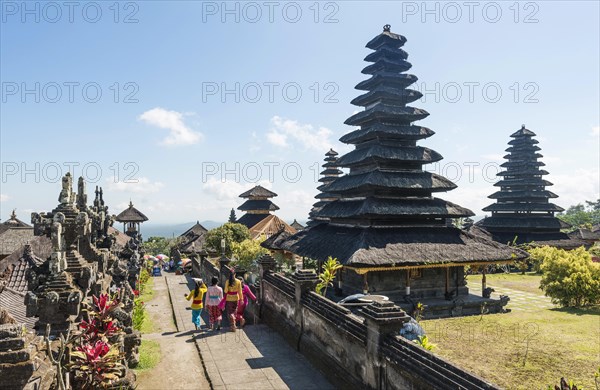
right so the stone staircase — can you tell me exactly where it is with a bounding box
[0,324,34,389]
[65,250,86,276]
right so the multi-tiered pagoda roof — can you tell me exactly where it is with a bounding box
[307,149,342,227]
[475,126,583,248]
[236,185,280,228]
[236,185,296,239]
[281,25,525,266]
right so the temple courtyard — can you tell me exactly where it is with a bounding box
[421,273,600,390]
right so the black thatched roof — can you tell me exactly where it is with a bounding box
[279,26,523,267]
[236,213,270,229]
[280,224,527,266]
[316,198,473,220]
[237,199,279,212]
[0,236,52,274]
[239,185,277,198]
[568,228,600,241]
[290,220,305,231]
[470,225,586,250]
[180,221,208,240]
[307,149,342,226]
[480,125,569,244]
[340,124,434,144]
[115,201,148,222]
[0,227,34,257]
[1,210,31,229]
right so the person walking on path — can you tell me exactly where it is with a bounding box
[236,278,257,328]
[224,269,243,332]
[205,276,223,331]
[185,279,207,330]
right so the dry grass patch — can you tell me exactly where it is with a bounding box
[421,302,599,389]
[469,272,543,295]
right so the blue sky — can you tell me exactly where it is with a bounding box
[1,1,599,225]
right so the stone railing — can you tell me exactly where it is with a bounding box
[253,254,500,390]
[382,335,497,389]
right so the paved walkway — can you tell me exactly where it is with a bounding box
[470,282,554,312]
[165,274,333,390]
[136,275,210,390]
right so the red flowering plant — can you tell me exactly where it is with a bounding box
[69,340,124,389]
[80,293,122,342]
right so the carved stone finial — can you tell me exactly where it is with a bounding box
[522,124,526,129]
[23,243,33,258]
[77,176,87,209]
[10,209,17,219]
[383,24,391,32]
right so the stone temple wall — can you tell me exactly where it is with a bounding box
[250,258,499,390]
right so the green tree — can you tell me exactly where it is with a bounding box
[204,223,250,256]
[144,237,171,256]
[557,200,600,230]
[534,246,600,307]
[228,208,237,223]
[231,235,269,270]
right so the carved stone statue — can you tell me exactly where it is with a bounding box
[76,212,91,237]
[25,292,38,317]
[77,176,87,210]
[58,173,73,205]
[49,252,63,275]
[51,213,66,251]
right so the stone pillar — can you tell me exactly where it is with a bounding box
[218,255,231,288]
[291,269,319,327]
[257,254,277,317]
[361,301,410,389]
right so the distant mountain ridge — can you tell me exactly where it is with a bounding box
[140,218,311,238]
[141,221,223,238]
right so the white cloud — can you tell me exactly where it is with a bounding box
[550,169,600,207]
[480,154,504,162]
[266,130,288,148]
[138,107,203,146]
[106,177,164,193]
[266,116,333,151]
[0,194,8,202]
[202,178,272,202]
[591,126,599,137]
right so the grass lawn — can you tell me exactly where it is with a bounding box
[137,271,156,334]
[421,272,600,389]
[469,272,544,295]
[133,339,161,373]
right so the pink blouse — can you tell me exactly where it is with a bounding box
[242,284,257,306]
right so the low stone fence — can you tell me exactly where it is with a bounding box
[256,255,499,390]
[191,256,220,282]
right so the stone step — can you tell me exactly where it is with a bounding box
[0,338,25,352]
[0,361,35,386]
[0,325,24,339]
[0,348,31,364]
